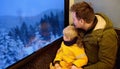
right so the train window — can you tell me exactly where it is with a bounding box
[0,0,68,68]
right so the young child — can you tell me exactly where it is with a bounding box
[50,25,88,69]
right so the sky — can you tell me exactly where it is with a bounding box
[0,0,64,17]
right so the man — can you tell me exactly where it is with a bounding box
[70,1,118,69]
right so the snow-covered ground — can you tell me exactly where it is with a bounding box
[0,30,62,69]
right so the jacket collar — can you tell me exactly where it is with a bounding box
[93,15,106,31]
[64,37,78,46]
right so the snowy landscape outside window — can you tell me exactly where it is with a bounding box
[0,0,64,69]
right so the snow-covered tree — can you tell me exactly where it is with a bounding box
[0,31,25,69]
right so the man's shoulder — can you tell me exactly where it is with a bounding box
[95,13,114,31]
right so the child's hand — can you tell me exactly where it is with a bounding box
[71,65,78,69]
[71,65,83,69]
[55,63,62,69]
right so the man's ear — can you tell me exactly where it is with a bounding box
[80,19,85,25]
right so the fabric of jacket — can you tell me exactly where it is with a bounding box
[54,42,88,68]
[79,13,118,69]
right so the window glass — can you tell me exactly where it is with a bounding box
[0,0,64,68]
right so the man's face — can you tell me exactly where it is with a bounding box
[72,12,83,29]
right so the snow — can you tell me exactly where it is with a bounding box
[0,29,62,69]
[0,8,64,69]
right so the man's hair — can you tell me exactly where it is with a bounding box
[70,1,95,23]
[63,25,78,40]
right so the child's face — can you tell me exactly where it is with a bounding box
[63,35,70,41]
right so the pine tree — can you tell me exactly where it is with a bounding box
[0,31,24,69]
[20,22,29,44]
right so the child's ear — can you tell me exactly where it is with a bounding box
[66,36,71,40]
[66,37,71,41]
